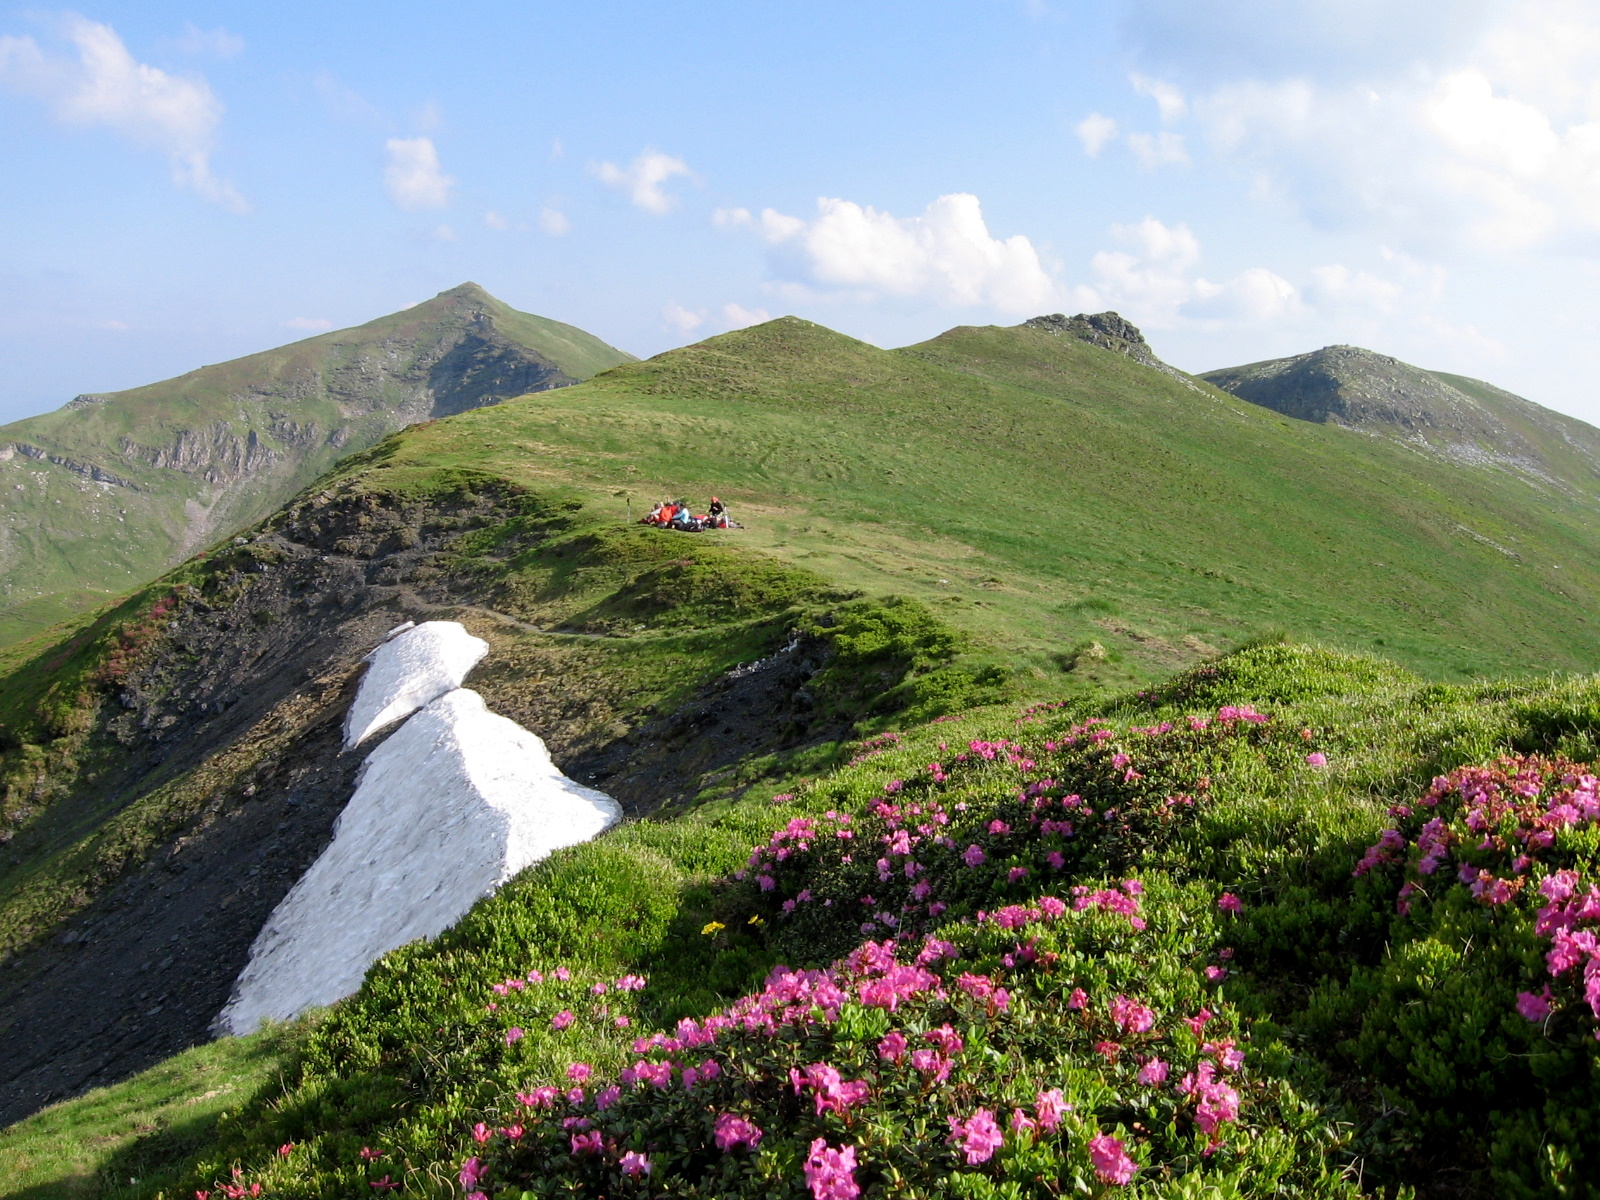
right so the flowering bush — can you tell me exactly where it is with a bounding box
[733,709,1300,966]
[467,877,1357,1198]
[1323,755,1600,1194]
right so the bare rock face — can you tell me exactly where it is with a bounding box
[1022,312,1194,385]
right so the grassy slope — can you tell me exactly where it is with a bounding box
[14,644,1600,1197]
[0,285,634,646]
[340,316,1600,683]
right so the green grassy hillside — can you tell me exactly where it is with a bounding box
[338,315,1600,683]
[12,644,1600,1197]
[0,284,634,648]
[6,313,1600,1198]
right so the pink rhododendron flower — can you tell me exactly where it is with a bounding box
[503,1027,523,1046]
[1217,893,1243,913]
[963,844,986,867]
[877,1030,907,1062]
[619,1151,652,1178]
[948,1107,1004,1164]
[1306,752,1328,767]
[569,1130,602,1156]
[1035,1088,1067,1131]
[554,967,570,981]
[1088,1133,1138,1185]
[1067,987,1089,1010]
[1137,1057,1169,1085]
[566,1062,591,1083]
[1009,866,1030,882]
[595,1085,621,1111]
[1517,987,1554,1022]
[551,1010,574,1030]
[458,1158,486,1188]
[804,1139,860,1200]
[714,1112,764,1152]
[1110,994,1155,1034]
[471,1122,492,1144]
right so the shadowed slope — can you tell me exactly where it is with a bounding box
[0,284,633,645]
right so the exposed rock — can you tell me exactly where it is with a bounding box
[1022,312,1195,385]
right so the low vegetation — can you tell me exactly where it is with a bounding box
[3,642,1595,1197]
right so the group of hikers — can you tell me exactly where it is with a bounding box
[640,496,738,532]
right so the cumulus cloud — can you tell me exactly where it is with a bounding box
[483,210,508,231]
[722,302,770,328]
[591,149,693,214]
[0,14,245,210]
[284,316,333,331]
[739,193,1059,313]
[663,303,704,334]
[1076,113,1119,157]
[1120,0,1600,251]
[1083,216,1300,326]
[384,137,453,210]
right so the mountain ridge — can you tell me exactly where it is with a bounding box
[1200,343,1600,494]
[0,284,634,645]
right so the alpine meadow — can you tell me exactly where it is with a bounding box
[1,274,1600,1200]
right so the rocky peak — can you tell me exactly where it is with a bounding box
[1022,311,1190,383]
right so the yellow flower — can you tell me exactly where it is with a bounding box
[701,921,726,936]
[747,915,765,926]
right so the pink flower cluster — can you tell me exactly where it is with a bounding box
[1353,756,1600,1031]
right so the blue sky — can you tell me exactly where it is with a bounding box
[2,0,1599,424]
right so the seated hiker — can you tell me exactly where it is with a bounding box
[670,504,703,532]
[641,500,665,525]
[707,496,729,528]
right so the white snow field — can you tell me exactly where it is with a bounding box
[342,620,489,748]
[218,631,621,1034]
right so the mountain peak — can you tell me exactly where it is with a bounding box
[1020,311,1189,382]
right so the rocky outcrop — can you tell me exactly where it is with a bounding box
[1023,312,1195,385]
[1,442,141,489]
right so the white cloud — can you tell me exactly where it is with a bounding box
[284,316,333,331]
[483,210,508,231]
[173,25,243,58]
[539,205,571,236]
[747,193,1059,313]
[384,136,454,210]
[722,303,770,328]
[1131,0,1600,252]
[1128,130,1190,168]
[1076,113,1118,157]
[0,15,245,210]
[663,303,705,334]
[1131,74,1187,121]
[591,149,693,214]
[1083,216,1300,327]
[431,224,456,242]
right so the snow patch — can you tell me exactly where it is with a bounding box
[343,620,488,748]
[218,687,620,1035]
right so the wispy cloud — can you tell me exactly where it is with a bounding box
[1076,113,1119,157]
[591,148,693,214]
[0,14,246,211]
[172,24,243,58]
